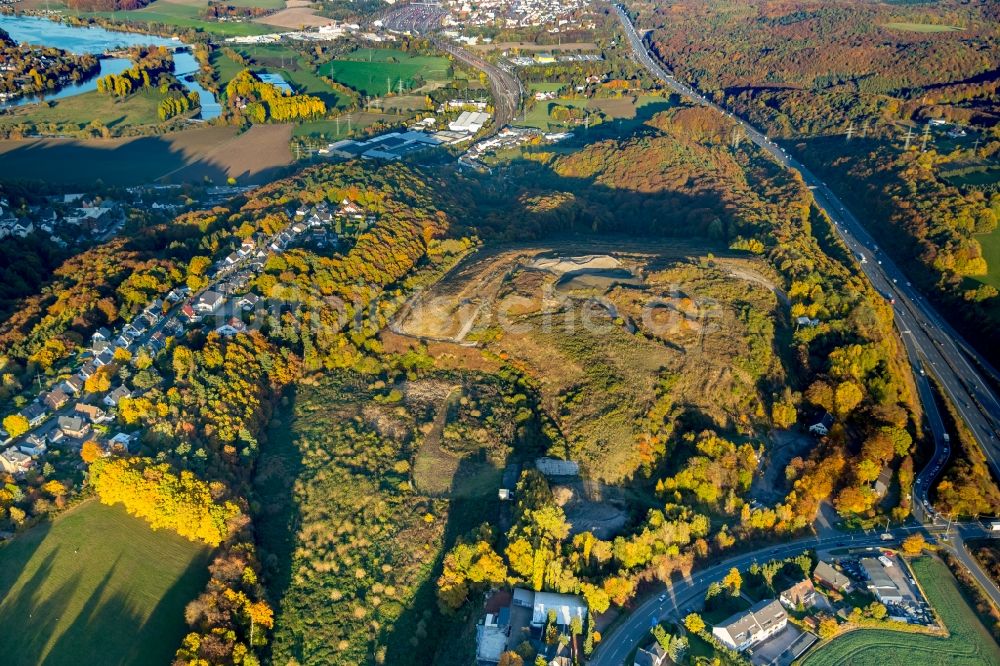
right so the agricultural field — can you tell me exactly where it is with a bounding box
[87,0,274,36]
[392,238,788,483]
[291,111,410,140]
[803,557,1000,666]
[529,81,567,93]
[519,94,672,130]
[977,229,1000,291]
[319,48,452,97]
[0,124,293,185]
[254,4,328,28]
[210,49,245,87]
[0,500,210,666]
[0,89,173,133]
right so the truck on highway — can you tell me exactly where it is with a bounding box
[880,533,893,541]
[990,520,1000,532]
[943,433,950,444]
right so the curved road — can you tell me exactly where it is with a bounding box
[613,4,1000,473]
[615,2,1000,486]
[589,523,995,666]
[587,5,1000,664]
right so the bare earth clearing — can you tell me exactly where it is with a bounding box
[256,6,330,28]
[390,238,788,482]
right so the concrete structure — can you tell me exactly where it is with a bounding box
[512,588,587,628]
[861,557,903,604]
[535,457,579,477]
[475,607,510,663]
[711,599,787,652]
[448,110,490,133]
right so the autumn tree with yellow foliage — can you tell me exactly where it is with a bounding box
[88,456,243,546]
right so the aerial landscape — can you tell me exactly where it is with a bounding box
[0,0,997,664]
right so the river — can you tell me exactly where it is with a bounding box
[0,15,220,119]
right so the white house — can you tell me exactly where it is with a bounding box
[512,588,587,628]
[194,290,225,314]
[712,599,787,652]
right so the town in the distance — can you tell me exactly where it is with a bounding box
[0,0,998,665]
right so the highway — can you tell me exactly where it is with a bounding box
[613,3,1000,483]
[586,5,1000,664]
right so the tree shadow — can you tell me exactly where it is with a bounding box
[382,455,502,665]
[0,132,294,188]
[251,384,304,663]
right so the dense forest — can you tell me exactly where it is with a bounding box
[630,0,1000,362]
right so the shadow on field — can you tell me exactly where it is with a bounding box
[40,555,209,666]
[252,385,304,662]
[382,455,502,665]
[0,136,228,187]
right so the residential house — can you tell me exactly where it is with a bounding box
[94,349,114,367]
[75,403,109,424]
[146,298,164,316]
[42,388,70,411]
[475,608,510,664]
[91,327,113,347]
[238,293,260,311]
[337,199,364,219]
[0,447,35,475]
[58,415,91,439]
[147,331,167,352]
[19,433,47,457]
[61,375,85,395]
[779,579,818,610]
[79,361,98,379]
[103,385,132,408]
[180,303,199,323]
[194,290,225,314]
[512,588,587,628]
[215,317,247,337]
[712,599,787,652]
[809,412,834,436]
[874,466,892,498]
[20,402,48,427]
[634,643,667,666]
[108,432,134,452]
[813,560,853,593]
